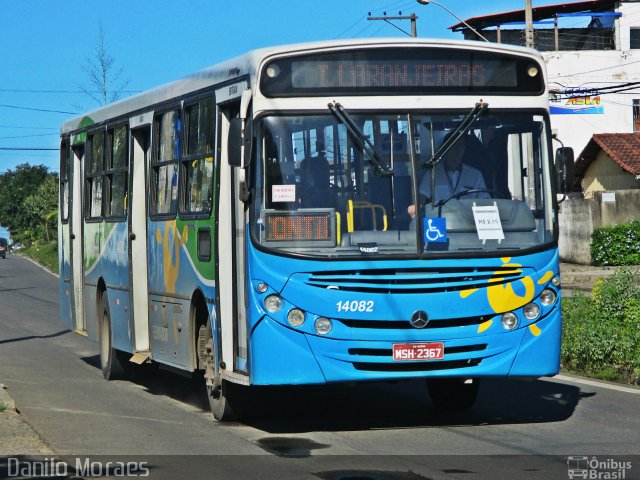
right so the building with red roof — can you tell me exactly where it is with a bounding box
[574,132,640,196]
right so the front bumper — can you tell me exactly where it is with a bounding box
[248,307,561,385]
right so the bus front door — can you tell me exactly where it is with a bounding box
[70,145,85,333]
[215,86,249,378]
[128,123,151,356]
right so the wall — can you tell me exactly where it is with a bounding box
[582,150,640,197]
[558,189,640,264]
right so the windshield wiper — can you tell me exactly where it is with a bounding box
[328,101,393,176]
[425,101,489,168]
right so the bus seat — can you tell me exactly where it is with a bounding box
[299,154,331,208]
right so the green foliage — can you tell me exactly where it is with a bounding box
[562,268,640,385]
[20,243,59,274]
[0,163,58,246]
[591,219,640,266]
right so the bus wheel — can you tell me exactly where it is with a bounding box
[203,335,236,421]
[426,378,479,411]
[98,293,128,380]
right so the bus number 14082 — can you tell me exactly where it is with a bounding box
[336,300,374,313]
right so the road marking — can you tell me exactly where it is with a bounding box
[554,374,640,395]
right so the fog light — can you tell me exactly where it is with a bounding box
[315,317,332,335]
[502,312,519,330]
[256,282,268,293]
[527,65,539,77]
[523,302,540,320]
[540,288,557,306]
[552,275,561,288]
[287,308,305,327]
[264,295,282,313]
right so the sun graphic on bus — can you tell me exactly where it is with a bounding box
[460,258,553,336]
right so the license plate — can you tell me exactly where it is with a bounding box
[392,342,444,361]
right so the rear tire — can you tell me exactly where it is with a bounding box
[98,293,129,380]
[426,378,480,411]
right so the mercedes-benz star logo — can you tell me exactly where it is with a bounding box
[410,310,429,329]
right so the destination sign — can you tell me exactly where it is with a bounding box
[261,47,544,97]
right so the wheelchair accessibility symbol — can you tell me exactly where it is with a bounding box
[424,217,447,243]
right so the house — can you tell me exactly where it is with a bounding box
[450,0,640,157]
[574,133,640,197]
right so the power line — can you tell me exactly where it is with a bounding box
[0,133,59,140]
[0,89,140,94]
[0,104,79,115]
[0,125,58,130]
[0,147,59,151]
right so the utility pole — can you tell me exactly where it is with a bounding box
[367,12,418,37]
[525,0,535,49]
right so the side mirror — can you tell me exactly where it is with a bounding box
[554,147,575,194]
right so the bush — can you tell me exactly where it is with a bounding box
[561,268,640,385]
[590,219,640,266]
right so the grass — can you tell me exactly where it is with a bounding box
[0,402,10,412]
[19,243,59,274]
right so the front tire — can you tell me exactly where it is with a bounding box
[98,293,129,380]
[426,378,480,411]
[200,325,236,421]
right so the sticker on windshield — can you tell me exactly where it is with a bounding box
[358,243,379,255]
[272,185,296,203]
[423,217,447,243]
[472,202,505,243]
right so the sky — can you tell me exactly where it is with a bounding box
[0,0,562,239]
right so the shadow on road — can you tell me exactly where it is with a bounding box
[80,355,591,433]
[0,329,68,346]
[232,377,589,433]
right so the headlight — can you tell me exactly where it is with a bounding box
[540,288,557,306]
[287,309,305,327]
[523,302,541,320]
[264,295,282,313]
[552,275,561,288]
[502,312,519,330]
[314,317,332,335]
[256,282,268,293]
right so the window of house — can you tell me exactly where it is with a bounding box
[105,125,128,219]
[86,131,104,219]
[633,100,640,132]
[631,28,640,49]
[182,97,215,214]
[151,109,181,216]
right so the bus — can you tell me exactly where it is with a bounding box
[59,38,566,420]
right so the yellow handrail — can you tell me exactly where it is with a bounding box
[346,200,387,232]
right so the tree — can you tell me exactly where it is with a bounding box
[23,175,59,244]
[80,24,130,106]
[0,164,55,245]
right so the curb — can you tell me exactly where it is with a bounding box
[0,383,16,412]
[14,252,59,278]
[0,384,55,455]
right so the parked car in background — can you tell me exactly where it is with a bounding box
[0,238,8,259]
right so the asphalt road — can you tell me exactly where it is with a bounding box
[1,254,639,479]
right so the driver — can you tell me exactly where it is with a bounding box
[408,134,488,218]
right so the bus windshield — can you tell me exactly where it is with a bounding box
[251,110,555,258]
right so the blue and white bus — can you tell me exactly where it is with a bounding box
[59,39,565,420]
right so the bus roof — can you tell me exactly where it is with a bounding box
[60,38,542,135]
